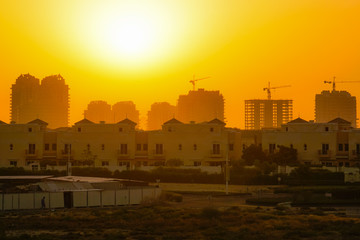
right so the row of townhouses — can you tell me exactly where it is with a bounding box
[0,117,359,171]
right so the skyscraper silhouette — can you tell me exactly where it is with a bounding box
[176,89,224,123]
[11,74,69,128]
[315,90,356,127]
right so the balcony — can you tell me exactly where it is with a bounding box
[117,150,130,159]
[25,150,38,159]
[61,150,74,159]
[351,150,360,159]
[209,150,224,158]
[42,151,57,158]
[318,150,331,158]
[152,150,165,159]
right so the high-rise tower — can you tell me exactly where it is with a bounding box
[11,74,69,128]
[147,102,176,130]
[176,89,224,123]
[39,75,69,128]
[315,90,356,127]
[245,99,293,130]
[11,74,40,124]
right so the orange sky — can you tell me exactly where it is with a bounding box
[1,0,360,129]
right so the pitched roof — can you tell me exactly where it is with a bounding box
[328,118,351,124]
[27,119,48,125]
[75,118,95,125]
[0,120,7,124]
[163,118,183,124]
[117,118,137,126]
[288,118,308,124]
[207,118,226,125]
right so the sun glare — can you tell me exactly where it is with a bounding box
[80,3,178,66]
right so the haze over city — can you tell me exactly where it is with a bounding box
[1,1,360,129]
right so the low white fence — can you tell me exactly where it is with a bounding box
[0,187,161,211]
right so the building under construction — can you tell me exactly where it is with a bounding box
[177,88,224,124]
[245,99,293,130]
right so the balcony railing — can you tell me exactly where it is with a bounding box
[152,150,165,159]
[351,150,360,159]
[61,150,74,159]
[209,150,224,158]
[42,151,57,158]
[25,150,38,158]
[318,150,331,158]
[117,150,130,159]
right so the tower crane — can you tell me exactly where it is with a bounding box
[324,76,360,91]
[263,82,291,100]
[189,75,210,91]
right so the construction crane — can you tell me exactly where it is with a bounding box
[263,82,291,100]
[189,75,210,91]
[324,76,360,91]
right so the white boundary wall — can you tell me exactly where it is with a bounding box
[1,187,161,211]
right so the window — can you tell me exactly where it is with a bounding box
[64,144,71,154]
[143,144,148,151]
[322,143,329,154]
[242,144,246,150]
[136,144,141,151]
[102,161,109,166]
[269,144,276,154]
[339,162,344,167]
[9,144,13,151]
[178,144,182,151]
[44,144,50,151]
[345,162,350,167]
[28,127,32,132]
[87,144,90,151]
[52,144,57,151]
[290,144,293,149]
[119,127,123,132]
[345,144,349,152]
[210,128,214,132]
[10,161,17,167]
[101,144,105,151]
[285,127,288,132]
[229,144,234,151]
[77,127,81,132]
[304,144,307,151]
[120,144,128,154]
[156,144,163,154]
[28,144,36,154]
[118,161,129,167]
[143,161,148,166]
[194,161,201,166]
[168,127,172,132]
[325,127,329,132]
[338,144,343,151]
[213,144,220,154]
[193,144,197,151]
[357,144,360,154]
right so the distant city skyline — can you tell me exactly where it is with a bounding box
[4,73,360,130]
[1,1,360,129]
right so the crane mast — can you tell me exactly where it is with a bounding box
[189,75,210,91]
[263,82,291,100]
[324,76,360,91]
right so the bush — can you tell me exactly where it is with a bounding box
[161,191,183,202]
[201,207,220,219]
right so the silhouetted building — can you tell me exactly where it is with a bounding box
[39,75,69,128]
[147,102,176,130]
[112,101,139,125]
[315,90,356,127]
[245,99,293,130]
[176,89,224,124]
[84,101,112,123]
[11,74,69,128]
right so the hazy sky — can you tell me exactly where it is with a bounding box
[1,0,360,128]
